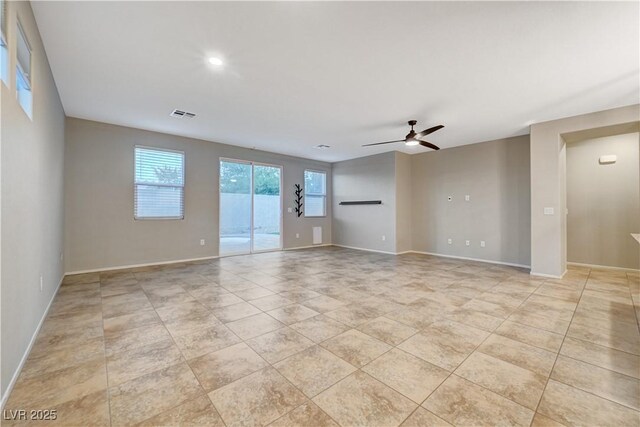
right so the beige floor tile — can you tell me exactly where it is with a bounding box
[478,334,557,376]
[423,375,534,427]
[571,311,640,338]
[445,309,504,332]
[145,285,196,308]
[212,301,262,323]
[454,351,547,410]
[106,339,184,386]
[321,329,391,368]
[494,320,564,353]
[30,326,103,357]
[357,317,418,346]
[324,305,380,327]
[267,304,320,325]
[187,341,266,390]
[209,367,307,427]
[289,315,351,343]
[173,323,241,359]
[400,407,453,426]
[246,328,314,363]
[20,337,105,380]
[560,336,640,379]
[234,285,276,301]
[227,312,286,340]
[314,371,417,427]
[530,413,567,427]
[397,321,489,371]
[109,362,203,426]
[538,379,639,427]
[137,394,225,426]
[154,301,211,322]
[104,323,171,356]
[162,312,223,336]
[551,355,640,410]
[362,348,449,403]
[6,357,107,409]
[386,307,440,330]
[274,345,356,397]
[268,402,339,427]
[301,295,347,313]
[567,321,640,355]
[507,310,570,335]
[102,308,161,333]
[250,294,295,311]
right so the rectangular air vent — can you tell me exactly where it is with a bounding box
[170,109,196,119]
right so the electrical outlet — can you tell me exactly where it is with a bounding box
[296,233,300,239]
[447,238,452,244]
[288,207,292,213]
[60,252,64,261]
[465,195,470,201]
[200,239,205,246]
[382,235,386,241]
[480,240,486,247]
[40,275,43,292]
[465,240,470,246]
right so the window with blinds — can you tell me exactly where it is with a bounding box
[16,19,32,117]
[134,146,185,220]
[304,170,327,217]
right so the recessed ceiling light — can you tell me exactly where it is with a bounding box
[208,57,223,66]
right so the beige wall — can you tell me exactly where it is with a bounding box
[332,152,397,253]
[64,118,332,272]
[530,104,640,277]
[395,152,413,253]
[411,136,531,266]
[1,1,66,400]
[567,132,640,269]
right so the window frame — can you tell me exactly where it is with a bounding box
[16,17,32,118]
[303,169,327,218]
[0,0,8,87]
[134,145,186,221]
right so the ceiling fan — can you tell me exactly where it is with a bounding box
[363,120,444,150]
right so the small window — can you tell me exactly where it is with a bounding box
[304,170,327,217]
[1,0,8,86]
[134,146,185,220]
[16,20,32,118]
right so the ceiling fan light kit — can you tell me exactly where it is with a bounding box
[363,120,444,150]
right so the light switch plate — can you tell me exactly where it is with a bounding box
[544,207,554,215]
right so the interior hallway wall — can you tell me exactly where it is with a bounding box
[0,1,66,401]
[567,132,640,269]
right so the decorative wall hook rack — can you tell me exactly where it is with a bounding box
[294,184,303,217]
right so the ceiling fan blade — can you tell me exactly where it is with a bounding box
[418,140,440,150]
[362,140,405,147]
[416,125,444,138]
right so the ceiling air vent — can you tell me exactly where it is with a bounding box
[170,109,196,119]
[314,144,331,149]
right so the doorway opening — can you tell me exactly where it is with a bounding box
[219,159,283,256]
[564,124,640,270]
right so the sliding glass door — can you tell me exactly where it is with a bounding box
[219,159,282,256]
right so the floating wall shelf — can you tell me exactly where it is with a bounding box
[339,200,382,205]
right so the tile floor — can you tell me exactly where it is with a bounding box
[4,247,639,426]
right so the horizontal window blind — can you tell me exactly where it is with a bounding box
[134,146,185,219]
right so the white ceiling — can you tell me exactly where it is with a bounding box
[32,1,639,162]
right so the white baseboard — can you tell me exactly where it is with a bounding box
[1,274,64,410]
[65,255,220,276]
[567,262,639,273]
[530,270,566,279]
[409,250,531,270]
[284,244,332,251]
[332,244,399,255]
